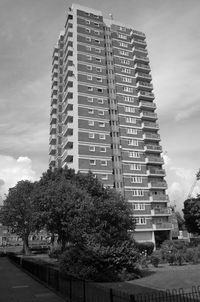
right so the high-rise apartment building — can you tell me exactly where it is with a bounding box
[49,4,172,247]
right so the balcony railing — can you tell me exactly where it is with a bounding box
[151,208,172,216]
[145,156,164,164]
[137,82,153,91]
[136,72,152,81]
[134,55,149,63]
[131,30,146,38]
[150,194,169,201]
[142,121,159,130]
[147,168,166,176]
[135,63,150,71]
[144,145,162,152]
[143,133,160,141]
[133,38,147,46]
[149,181,168,189]
[152,222,173,230]
[140,100,156,109]
[141,111,157,120]
[138,91,155,100]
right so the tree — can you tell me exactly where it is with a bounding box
[183,197,200,234]
[0,180,35,254]
[175,211,185,231]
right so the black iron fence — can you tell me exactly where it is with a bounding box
[7,253,200,302]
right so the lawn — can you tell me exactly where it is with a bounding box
[101,263,200,294]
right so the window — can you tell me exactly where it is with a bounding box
[98,99,104,105]
[89,132,95,138]
[87,97,93,102]
[87,55,92,60]
[127,128,137,134]
[101,160,107,166]
[119,26,126,32]
[99,122,105,127]
[125,106,135,113]
[86,37,91,42]
[133,203,145,210]
[135,217,146,224]
[88,86,93,91]
[122,68,131,74]
[90,159,96,165]
[126,117,136,123]
[119,50,129,56]
[101,174,108,180]
[128,139,138,146]
[96,67,102,72]
[88,109,94,114]
[120,59,130,65]
[132,190,144,196]
[131,176,142,183]
[129,151,140,158]
[89,146,95,151]
[96,57,101,62]
[95,48,101,53]
[85,20,90,24]
[86,46,91,51]
[88,120,94,126]
[95,39,100,44]
[124,96,134,102]
[96,77,102,82]
[87,65,92,70]
[99,133,106,139]
[86,28,91,33]
[122,77,132,83]
[123,86,133,92]
[118,34,127,40]
[94,22,99,27]
[119,42,128,48]
[94,30,100,35]
[97,88,103,93]
[87,75,92,80]
[130,164,141,170]
[100,147,106,152]
[98,110,104,115]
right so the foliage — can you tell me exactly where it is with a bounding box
[183,197,200,234]
[48,245,63,259]
[135,242,154,256]
[150,253,160,267]
[0,180,35,254]
[60,240,140,281]
[175,211,185,231]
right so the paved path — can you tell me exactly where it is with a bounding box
[0,257,66,302]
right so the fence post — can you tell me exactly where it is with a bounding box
[83,280,86,302]
[110,288,113,302]
[130,294,136,302]
[69,278,72,302]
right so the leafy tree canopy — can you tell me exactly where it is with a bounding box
[183,197,200,234]
[0,180,35,254]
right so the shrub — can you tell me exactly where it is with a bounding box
[135,242,154,256]
[48,245,62,259]
[150,251,160,267]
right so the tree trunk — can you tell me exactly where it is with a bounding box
[22,234,30,255]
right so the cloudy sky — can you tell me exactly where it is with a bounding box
[0,0,200,212]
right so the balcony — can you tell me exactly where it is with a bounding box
[144,144,162,153]
[140,100,156,110]
[151,208,172,216]
[150,194,169,202]
[63,114,73,125]
[135,63,150,72]
[138,91,155,100]
[63,137,73,149]
[51,95,57,106]
[62,149,74,162]
[133,38,147,46]
[49,134,56,145]
[143,133,160,141]
[50,104,57,115]
[147,168,166,177]
[134,55,149,64]
[131,30,146,39]
[152,222,173,230]
[50,114,57,125]
[49,145,56,155]
[137,81,153,91]
[63,123,73,136]
[133,46,147,54]
[145,156,164,164]
[63,98,73,113]
[148,181,168,189]
[140,111,157,121]
[135,72,152,81]
[142,121,159,130]
[50,124,56,135]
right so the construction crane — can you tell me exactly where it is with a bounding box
[187,169,200,199]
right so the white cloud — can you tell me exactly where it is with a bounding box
[175,104,200,122]
[164,155,200,213]
[0,155,38,203]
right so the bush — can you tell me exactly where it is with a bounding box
[48,245,62,259]
[150,251,160,267]
[135,242,154,256]
[59,242,141,282]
